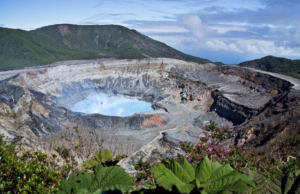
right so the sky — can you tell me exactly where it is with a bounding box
[1,0,300,64]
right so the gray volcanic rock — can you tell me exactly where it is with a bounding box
[162,130,199,145]
[0,58,300,173]
[0,81,25,109]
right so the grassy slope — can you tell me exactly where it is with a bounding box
[0,24,210,71]
[238,55,300,79]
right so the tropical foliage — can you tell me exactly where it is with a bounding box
[151,156,255,193]
[0,134,61,193]
[57,164,132,194]
[241,168,300,194]
[1,119,300,193]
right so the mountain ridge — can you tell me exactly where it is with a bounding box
[0,24,210,71]
[238,55,300,79]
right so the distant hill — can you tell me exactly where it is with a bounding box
[0,24,211,71]
[213,61,226,66]
[238,55,300,79]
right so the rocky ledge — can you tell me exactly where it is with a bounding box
[0,58,299,172]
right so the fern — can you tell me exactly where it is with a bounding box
[237,168,300,194]
[57,164,131,194]
[151,156,255,194]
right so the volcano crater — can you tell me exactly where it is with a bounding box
[1,58,299,170]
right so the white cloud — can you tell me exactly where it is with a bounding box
[179,15,205,40]
[209,26,247,34]
[205,39,300,57]
[205,39,229,51]
[136,26,189,33]
[228,43,243,53]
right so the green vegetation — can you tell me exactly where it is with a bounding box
[0,24,210,71]
[201,120,230,141]
[0,134,61,193]
[1,120,300,193]
[151,156,255,193]
[179,141,194,153]
[241,168,300,193]
[184,122,300,179]
[57,164,132,194]
[238,55,300,79]
[213,62,226,66]
[82,149,126,170]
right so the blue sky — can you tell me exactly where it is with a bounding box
[1,0,300,64]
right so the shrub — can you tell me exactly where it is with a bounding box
[82,149,126,171]
[0,134,62,193]
[204,120,230,140]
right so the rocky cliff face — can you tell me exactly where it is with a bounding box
[0,58,299,171]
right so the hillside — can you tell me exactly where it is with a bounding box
[0,24,211,71]
[238,55,300,79]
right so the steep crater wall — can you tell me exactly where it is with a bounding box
[165,65,292,126]
[212,66,292,125]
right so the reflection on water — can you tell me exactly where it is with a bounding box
[71,94,153,117]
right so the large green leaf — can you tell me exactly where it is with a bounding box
[76,189,102,194]
[58,173,78,194]
[204,171,252,192]
[225,179,249,191]
[151,156,255,194]
[195,156,255,193]
[57,172,92,194]
[211,161,222,173]
[89,164,132,192]
[151,164,180,191]
[168,158,195,183]
[151,160,195,194]
[57,164,131,194]
[210,164,235,182]
[77,172,92,190]
[196,156,212,182]
[75,189,88,194]
[57,191,67,194]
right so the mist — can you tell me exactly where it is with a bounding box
[71,94,153,117]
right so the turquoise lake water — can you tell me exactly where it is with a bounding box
[71,94,153,117]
